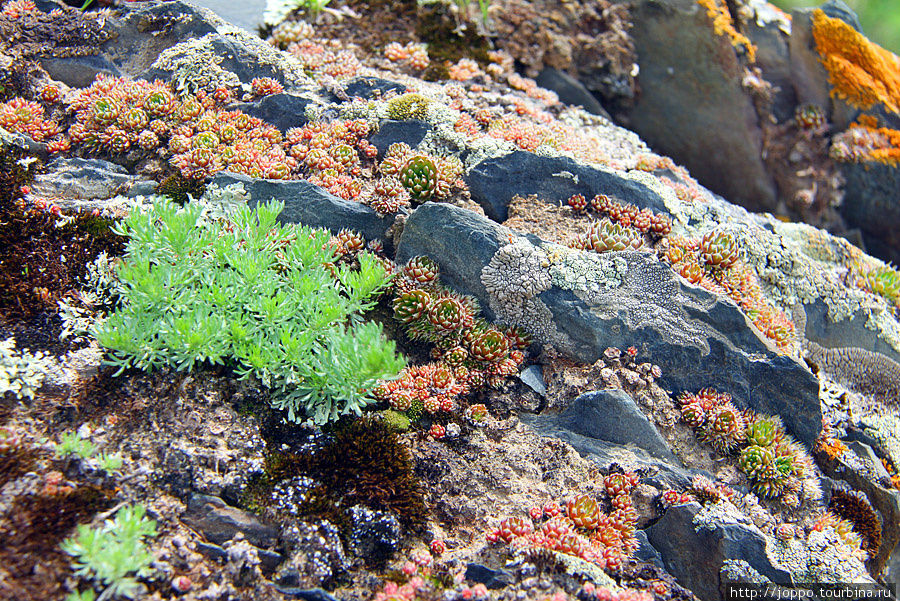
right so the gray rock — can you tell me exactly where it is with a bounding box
[816,440,900,575]
[745,19,795,123]
[210,172,394,242]
[634,529,665,569]
[31,157,150,201]
[370,120,431,157]
[465,563,512,589]
[230,94,312,132]
[840,162,900,265]
[627,0,777,211]
[339,77,407,100]
[269,588,341,601]
[397,203,822,447]
[518,365,547,397]
[800,299,900,365]
[535,68,611,119]
[41,55,121,90]
[646,503,793,601]
[184,494,279,548]
[529,390,676,461]
[466,151,669,223]
[522,410,697,488]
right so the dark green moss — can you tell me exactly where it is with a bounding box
[156,173,207,205]
[415,4,492,82]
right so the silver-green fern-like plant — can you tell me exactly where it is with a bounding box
[94,198,405,424]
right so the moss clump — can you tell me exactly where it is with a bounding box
[414,4,492,82]
[254,416,425,527]
[156,173,207,204]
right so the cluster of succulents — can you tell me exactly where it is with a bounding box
[0,97,59,141]
[568,194,672,236]
[267,19,315,48]
[665,233,796,352]
[578,582,654,601]
[378,143,464,207]
[284,119,375,199]
[373,256,529,422]
[568,195,671,255]
[487,471,641,572]
[678,389,813,502]
[249,77,284,97]
[285,38,361,80]
[856,263,900,306]
[384,41,431,70]
[59,74,296,180]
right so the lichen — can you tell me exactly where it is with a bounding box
[0,338,50,400]
[720,559,772,584]
[812,8,900,115]
[153,34,242,95]
[860,413,900,470]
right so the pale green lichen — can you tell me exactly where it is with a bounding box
[769,529,869,583]
[860,413,900,470]
[153,35,242,95]
[0,338,50,400]
[721,559,772,584]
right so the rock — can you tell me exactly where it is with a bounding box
[646,503,793,601]
[210,172,394,242]
[184,494,279,548]
[800,299,900,365]
[521,411,696,488]
[345,506,402,565]
[466,150,669,223]
[258,548,285,573]
[154,447,195,499]
[339,77,407,100]
[627,0,777,211]
[465,563,512,589]
[30,157,152,203]
[815,440,900,575]
[269,587,342,601]
[535,68,611,118]
[634,529,665,569]
[369,120,431,156]
[527,390,676,461]
[41,55,121,89]
[397,202,822,447]
[518,365,547,397]
[230,94,313,132]
[840,162,900,265]
[744,18,795,123]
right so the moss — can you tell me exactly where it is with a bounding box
[0,445,38,488]
[829,485,882,561]
[156,173,208,205]
[414,4,492,82]
[249,416,426,528]
[0,484,111,601]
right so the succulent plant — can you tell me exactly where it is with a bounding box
[399,155,439,202]
[700,404,747,453]
[393,289,431,323]
[403,256,439,284]
[566,494,602,529]
[862,265,900,304]
[698,230,740,270]
[578,219,644,253]
[469,328,511,363]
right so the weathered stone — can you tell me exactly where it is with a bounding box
[466,151,669,222]
[210,172,394,242]
[397,203,822,447]
[518,365,547,397]
[230,93,312,132]
[627,0,777,211]
[269,588,342,601]
[840,162,900,265]
[345,506,402,565]
[184,494,279,548]
[41,55,121,89]
[800,299,900,365]
[30,157,150,202]
[816,440,900,575]
[527,390,676,461]
[370,120,431,156]
[634,529,665,569]
[646,503,793,601]
[339,77,407,100]
[535,68,611,118]
[465,563,512,589]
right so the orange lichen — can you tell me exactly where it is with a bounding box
[812,8,900,115]
[696,0,757,63]
[816,435,848,460]
[830,114,900,166]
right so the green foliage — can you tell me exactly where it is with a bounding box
[94,198,405,424]
[0,337,49,400]
[60,505,157,600]
[57,432,98,460]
